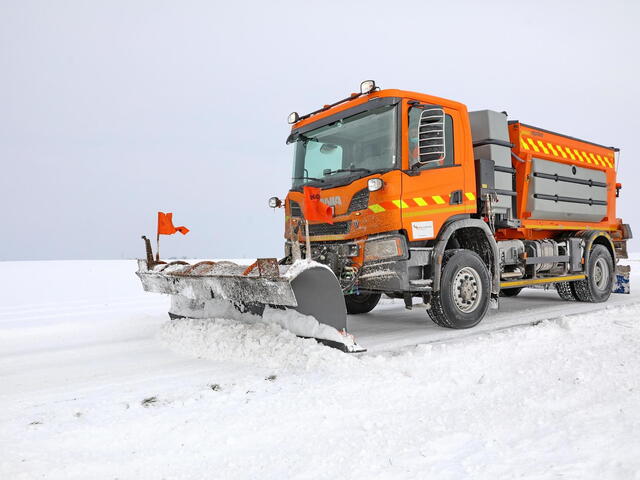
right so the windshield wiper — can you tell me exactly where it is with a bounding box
[325,168,372,175]
[293,176,325,183]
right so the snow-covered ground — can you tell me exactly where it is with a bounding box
[1,259,640,479]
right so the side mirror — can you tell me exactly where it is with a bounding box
[417,106,446,165]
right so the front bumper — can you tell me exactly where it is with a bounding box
[358,248,433,293]
[285,237,434,294]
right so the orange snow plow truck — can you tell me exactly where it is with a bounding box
[137,80,631,351]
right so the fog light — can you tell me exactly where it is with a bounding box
[268,196,282,208]
[367,178,383,192]
[360,80,376,95]
[287,112,300,124]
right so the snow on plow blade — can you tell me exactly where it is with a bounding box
[136,258,362,352]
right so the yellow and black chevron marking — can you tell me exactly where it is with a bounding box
[519,136,614,169]
[368,192,476,213]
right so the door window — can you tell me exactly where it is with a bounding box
[408,107,455,170]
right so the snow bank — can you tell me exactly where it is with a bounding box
[161,293,355,370]
[160,316,353,371]
[3,259,640,479]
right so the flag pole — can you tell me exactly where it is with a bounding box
[156,232,160,262]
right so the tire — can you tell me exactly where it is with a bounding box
[572,244,614,303]
[500,287,523,297]
[427,249,491,329]
[344,292,381,314]
[556,281,578,301]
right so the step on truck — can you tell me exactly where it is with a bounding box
[137,80,632,351]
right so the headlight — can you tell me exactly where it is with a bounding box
[287,112,300,124]
[268,197,282,208]
[364,236,406,262]
[367,178,383,192]
[360,80,376,94]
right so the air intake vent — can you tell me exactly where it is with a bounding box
[290,200,303,218]
[348,188,369,212]
[308,221,351,236]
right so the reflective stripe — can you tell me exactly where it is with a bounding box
[537,140,549,154]
[520,135,612,169]
[403,204,468,218]
[564,147,576,160]
[601,156,613,168]
[367,193,476,214]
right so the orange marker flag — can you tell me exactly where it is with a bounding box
[157,212,190,235]
[302,186,333,224]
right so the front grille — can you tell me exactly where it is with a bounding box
[290,200,303,218]
[308,221,351,236]
[348,188,369,212]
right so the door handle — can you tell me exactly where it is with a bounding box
[450,190,463,205]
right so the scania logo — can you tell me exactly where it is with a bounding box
[320,196,342,207]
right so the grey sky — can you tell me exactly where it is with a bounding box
[1,0,639,260]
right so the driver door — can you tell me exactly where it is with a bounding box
[401,103,473,242]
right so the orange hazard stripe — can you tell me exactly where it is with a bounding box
[368,193,475,214]
[520,136,614,170]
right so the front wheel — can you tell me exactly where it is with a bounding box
[428,249,491,329]
[344,292,381,314]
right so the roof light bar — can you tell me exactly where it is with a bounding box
[289,80,378,124]
[360,80,376,95]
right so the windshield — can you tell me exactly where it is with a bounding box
[290,105,397,188]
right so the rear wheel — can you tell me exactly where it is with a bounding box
[500,287,523,297]
[428,249,491,329]
[556,281,578,301]
[573,244,614,303]
[344,292,381,314]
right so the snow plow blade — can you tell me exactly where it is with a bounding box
[136,255,362,352]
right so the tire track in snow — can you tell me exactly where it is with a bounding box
[368,299,640,356]
[0,296,165,315]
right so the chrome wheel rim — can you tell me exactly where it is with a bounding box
[452,266,482,313]
[593,257,609,291]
